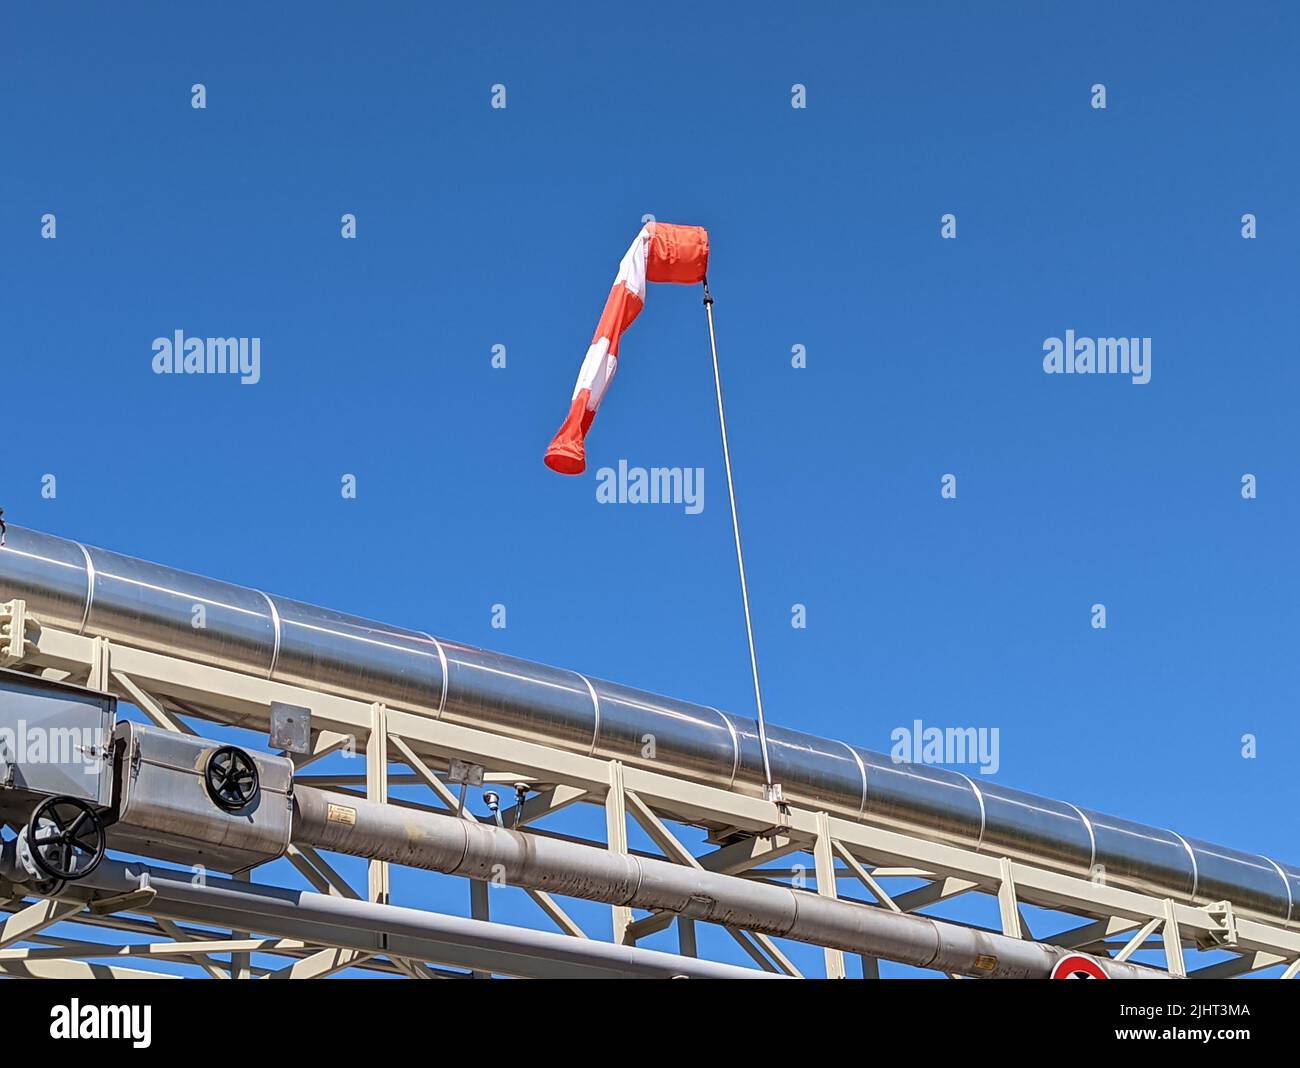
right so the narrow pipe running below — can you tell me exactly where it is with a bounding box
[291,786,1168,979]
[37,859,774,979]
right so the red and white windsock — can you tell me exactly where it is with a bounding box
[544,221,710,474]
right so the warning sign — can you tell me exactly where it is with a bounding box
[1050,954,1109,979]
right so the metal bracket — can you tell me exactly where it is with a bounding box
[0,599,38,667]
[270,701,312,754]
[1194,900,1239,950]
[448,758,485,818]
[448,758,485,787]
[759,783,791,838]
[90,873,157,916]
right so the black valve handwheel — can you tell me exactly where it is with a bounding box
[26,796,107,881]
[205,746,260,811]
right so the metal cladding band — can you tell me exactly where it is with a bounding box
[1,525,1296,925]
[291,786,1166,979]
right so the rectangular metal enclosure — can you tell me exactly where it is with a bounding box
[108,722,294,873]
[0,668,115,820]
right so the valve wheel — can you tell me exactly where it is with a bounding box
[26,796,107,881]
[205,746,260,811]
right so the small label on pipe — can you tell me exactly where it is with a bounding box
[326,803,357,826]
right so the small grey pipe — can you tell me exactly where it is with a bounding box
[292,786,1169,979]
[33,859,775,980]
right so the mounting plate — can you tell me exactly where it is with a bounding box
[269,701,312,754]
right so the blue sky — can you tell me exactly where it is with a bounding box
[2,2,1297,976]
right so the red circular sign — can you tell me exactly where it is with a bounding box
[1051,954,1109,979]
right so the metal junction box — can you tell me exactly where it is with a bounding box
[108,722,293,873]
[0,669,115,823]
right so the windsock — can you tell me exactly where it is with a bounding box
[544,222,709,474]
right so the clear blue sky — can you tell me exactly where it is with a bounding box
[2,2,1296,976]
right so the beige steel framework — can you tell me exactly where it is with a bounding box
[0,605,1296,980]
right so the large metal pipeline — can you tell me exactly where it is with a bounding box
[291,785,1165,978]
[0,525,1295,925]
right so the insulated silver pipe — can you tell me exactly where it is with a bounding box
[0,525,1294,925]
[291,785,1167,979]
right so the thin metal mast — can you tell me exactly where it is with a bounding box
[702,278,779,801]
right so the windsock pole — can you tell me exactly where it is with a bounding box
[702,279,780,806]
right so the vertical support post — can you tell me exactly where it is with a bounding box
[469,864,491,979]
[998,857,1023,939]
[677,918,698,958]
[231,869,251,979]
[1162,899,1187,977]
[814,812,847,979]
[605,760,631,944]
[470,880,490,921]
[88,636,110,692]
[366,702,389,906]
